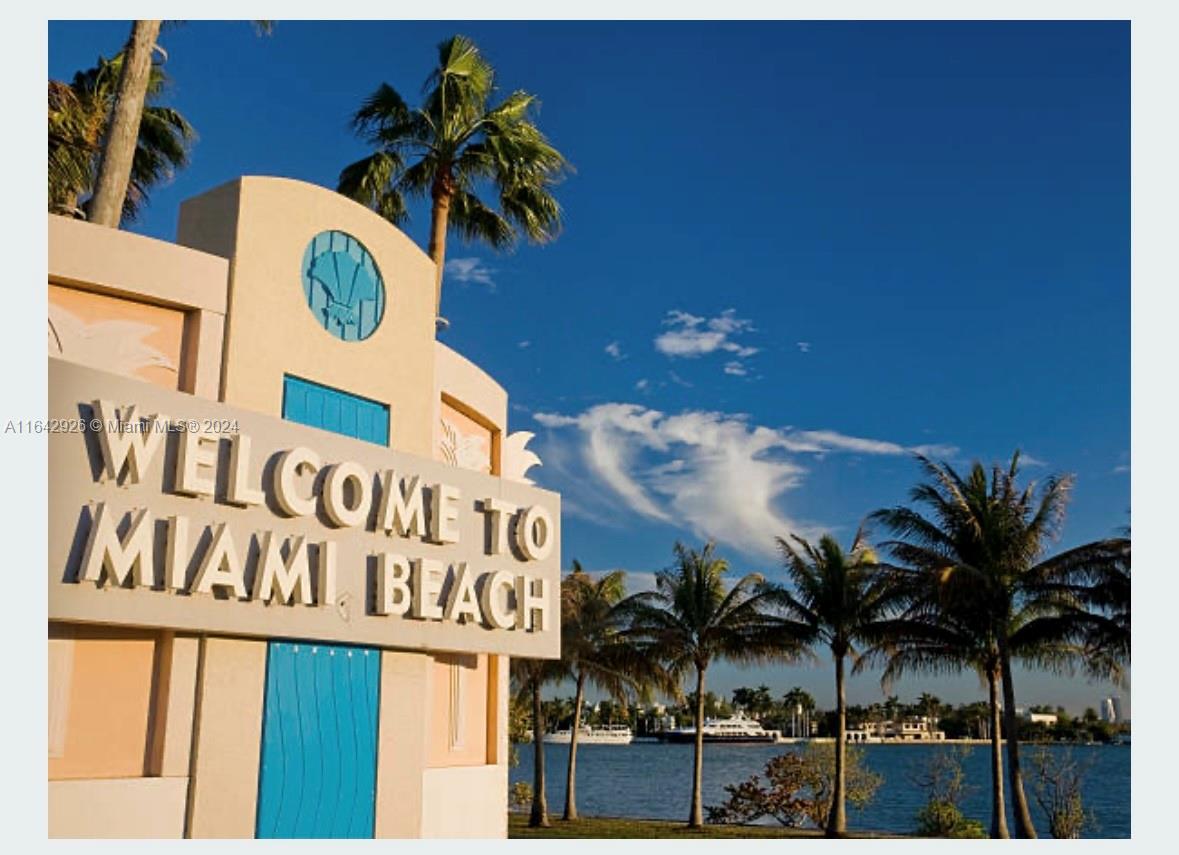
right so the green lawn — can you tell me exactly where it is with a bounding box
[508,813,900,839]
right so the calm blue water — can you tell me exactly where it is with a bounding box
[510,741,1130,838]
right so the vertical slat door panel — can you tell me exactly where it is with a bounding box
[256,643,380,838]
[281,374,390,446]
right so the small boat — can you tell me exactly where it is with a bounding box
[657,711,781,744]
[543,724,634,745]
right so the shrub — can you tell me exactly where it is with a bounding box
[706,743,881,829]
[1028,747,1097,838]
[910,746,986,838]
[915,800,987,838]
[509,781,533,812]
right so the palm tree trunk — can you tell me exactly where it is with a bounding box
[826,653,848,837]
[563,672,586,821]
[999,647,1037,838]
[87,20,161,228]
[529,679,550,828]
[688,665,706,828]
[987,666,1010,838]
[427,179,452,322]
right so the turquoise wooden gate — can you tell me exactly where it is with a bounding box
[256,377,390,837]
[255,642,380,838]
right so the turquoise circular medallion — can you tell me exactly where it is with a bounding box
[301,230,386,341]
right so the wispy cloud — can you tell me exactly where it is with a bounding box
[517,340,531,349]
[605,341,625,361]
[635,378,650,392]
[445,257,496,288]
[797,341,812,354]
[533,403,957,560]
[654,309,759,377]
[1112,464,1130,474]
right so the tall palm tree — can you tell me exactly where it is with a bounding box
[864,586,1010,838]
[83,20,270,227]
[872,451,1128,838]
[559,560,672,821]
[767,528,901,837]
[619,541,802,828]
[86,20,162,226]
[510,656,567,828]
[338,35,570,325]
[49,52,195,223]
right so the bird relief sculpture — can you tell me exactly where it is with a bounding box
[438,417,491,474]
[48,303,177,380]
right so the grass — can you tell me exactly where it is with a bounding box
[508,813,900,839]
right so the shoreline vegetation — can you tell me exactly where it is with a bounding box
[507,813,905,839]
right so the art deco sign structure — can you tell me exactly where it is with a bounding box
[48,359,561,658]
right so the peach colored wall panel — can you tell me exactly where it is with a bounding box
[427,653,489,768]
[49,284,185,390]
[438,401,495,474]
[48,625,158,781]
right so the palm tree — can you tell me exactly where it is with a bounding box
[338,35,570,325]
[510,656,567,828]
[559,560,671,821]
[83,20,270,227]
[49,52,194,223]
[619,541,801,827]
[86,20,162,226]
[767,528,901,837]
[872,451,1129,838]
[864,588,1011,838]
[916,692,941,738]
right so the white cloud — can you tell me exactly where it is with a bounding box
[445,257,495,288]
[1112,464,1130,474]
[654,309,759,361]
[635,378,650,392]
[605,341,624,360]
[723,361,748,377]
[1019,453,1047,467]
[797,341,812,353]
[533,403,958,560]
[517,340,531,349]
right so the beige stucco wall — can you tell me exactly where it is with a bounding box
[49,777,189,838]
[420,764,508,838]
[186,637,267,838]
[373,651,430,838]
[177,177,438,456]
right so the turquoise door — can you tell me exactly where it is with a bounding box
[256,377,389,837]
[255,642,380,838]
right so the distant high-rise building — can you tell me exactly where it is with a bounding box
[1101,696,1119,723]
[1111,696,1125,722]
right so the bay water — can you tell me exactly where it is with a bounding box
[510,741,1130,838]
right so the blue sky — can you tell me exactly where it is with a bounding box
[49,20,1130,714]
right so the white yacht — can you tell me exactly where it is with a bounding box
[658,711,781,744]
[543,724,634,745]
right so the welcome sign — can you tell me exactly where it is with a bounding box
[47,359,561,658]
